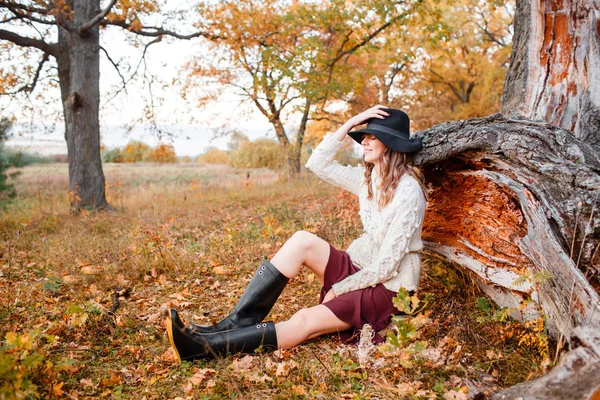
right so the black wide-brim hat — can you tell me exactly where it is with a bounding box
[348,108,423,153]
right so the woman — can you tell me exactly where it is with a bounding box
[165,105,428,361]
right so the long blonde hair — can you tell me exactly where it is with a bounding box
[364,147,428,210]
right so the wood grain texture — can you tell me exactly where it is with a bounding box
[411,114,599,399]
[501,0,600,146]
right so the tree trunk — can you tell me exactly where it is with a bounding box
[501,0,600,147]
[56,0,110,212]
[287,150,301,175]
[412,114,600,399]
[288,99,311,176]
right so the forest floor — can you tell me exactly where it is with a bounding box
[1,163,554,399]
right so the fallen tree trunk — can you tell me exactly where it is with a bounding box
[411,113,600,398]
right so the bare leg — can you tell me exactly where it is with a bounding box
[275,304,352,349]
[270,230,331,284]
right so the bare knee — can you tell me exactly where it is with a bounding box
[290,230,318,253]
[287,308,314,337]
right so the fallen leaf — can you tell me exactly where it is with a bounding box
[80,378,94,387]
[275,360,299,380]
[159,348,176,363]
[443,390,468,400]
[88,284,100,296]
[183,382,193,393]
[189,368,216,385]
[100,374,122,387]
[247,373,272,383]
[232,355,255,373]
[292,385,307,395]
[52,382,65,396]
[205,379,216,390]
[81,266,98,275]
[62,275,79,284]
[212,266,227,275]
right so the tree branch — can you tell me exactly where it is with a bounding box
[3,5,55,25]
[0,15,20,23]
[0,29,54,54]
[101,37,161,107]
[0,1,49,15]
[79,0,118,33]
[327,16,400,69]
[0,52,49,95]
[100,19,222,40]
[428,68,467,103]
[100,45,126,88]
[477,10,507,47]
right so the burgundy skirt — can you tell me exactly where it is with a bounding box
[320,244,401,344]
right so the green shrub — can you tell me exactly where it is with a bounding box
[0,331,45,399]
[379,288,428,367]
[102,147,123,163]
[228,138,285,169]
[197,147,229,165]
[5,149,54,167]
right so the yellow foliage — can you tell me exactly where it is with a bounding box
[318,0,513,131]
[149,143,177,164]
[121,141,152,163]
[228,138,285,170]
[197,148,229,165]
[102,141,177,163]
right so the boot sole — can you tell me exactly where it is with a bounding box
[164,312,182,363]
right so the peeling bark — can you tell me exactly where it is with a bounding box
[414,114,600,335]
[412,114,600,398]
[501,0,600,147]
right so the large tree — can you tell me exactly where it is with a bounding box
[185,0,420,175]
[409,0,600,397]
[0,0,212,211]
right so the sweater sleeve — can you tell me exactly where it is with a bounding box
[305,132,363,196]
[332,179,423,296]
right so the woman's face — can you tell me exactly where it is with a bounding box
[362,134,386,164]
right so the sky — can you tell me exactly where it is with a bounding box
[1,2,295,157]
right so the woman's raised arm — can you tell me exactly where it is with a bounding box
[305,106,389,195]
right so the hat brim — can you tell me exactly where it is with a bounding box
[349,128,423,153]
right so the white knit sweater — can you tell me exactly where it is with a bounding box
[305,132,427,295]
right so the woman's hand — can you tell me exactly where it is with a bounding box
[322,288,337,303]
[348,105,390,128]
[332,105,390,142]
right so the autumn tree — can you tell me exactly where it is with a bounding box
[0,0,213,211]
[185,0,419,175]
[343,0,512,130]
[148,143,176,163]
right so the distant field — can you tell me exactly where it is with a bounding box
[0,164,551,399]
[11,163,280,213]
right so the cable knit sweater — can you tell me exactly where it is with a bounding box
[305,132,427,296]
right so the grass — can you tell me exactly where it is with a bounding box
[0,163,553,399]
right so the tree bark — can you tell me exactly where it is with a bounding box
[56,0,110,211]
[501,0,600,147]
[412,114,600,399]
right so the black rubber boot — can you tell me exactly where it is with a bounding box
[191,259,289,333]
[165,309,278,361]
